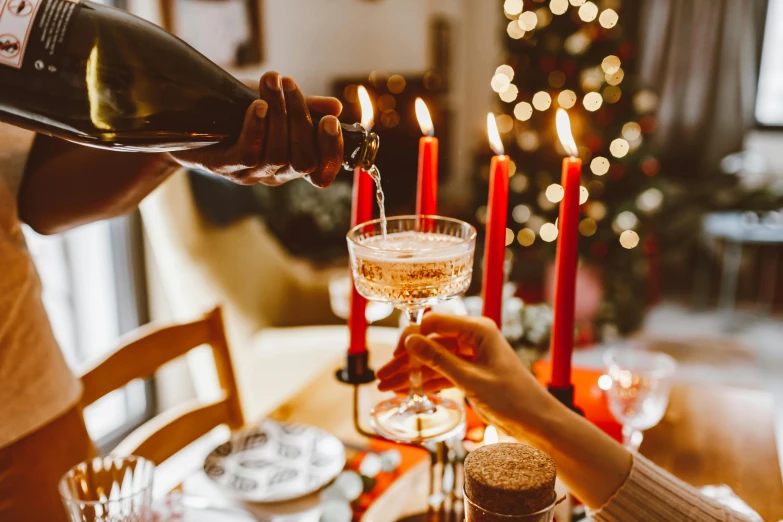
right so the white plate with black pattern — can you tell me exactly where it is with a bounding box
[203,419,346,503]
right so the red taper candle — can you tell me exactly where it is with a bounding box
[550,109,583,389]
[347,85,375,356]
[481,114,510,327]
[415,98,438,216]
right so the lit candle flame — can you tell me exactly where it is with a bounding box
[415,98,434,137]
[483,425,499,446]
[556,108,579,157]
[357,85,374,131]
[487,113,505,156]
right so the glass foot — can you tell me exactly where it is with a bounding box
[369,395,465,444]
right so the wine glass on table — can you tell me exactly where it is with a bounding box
[347,215,477,444]
[604,347,677,452]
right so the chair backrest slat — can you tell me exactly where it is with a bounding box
[79,307,244,464]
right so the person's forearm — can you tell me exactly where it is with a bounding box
[18,136,180,234]
[516,398,632,510]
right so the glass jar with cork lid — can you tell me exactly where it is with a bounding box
[464,443,559,521]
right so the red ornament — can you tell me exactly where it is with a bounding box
[641,157,660,176]
[608,163,625,179]
[640,116,657,134]
[591,241,608,260]
[586,135,603,152]
[540,55,557,73]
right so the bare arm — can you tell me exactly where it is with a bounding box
[17,72,343,235]
[18,136,178,234]
[377,314,754,521]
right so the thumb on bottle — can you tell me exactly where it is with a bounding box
[405,334,469,386]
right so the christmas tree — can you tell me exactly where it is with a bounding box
[477,0,666,335]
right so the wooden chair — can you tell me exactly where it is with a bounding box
[79,307,245,464]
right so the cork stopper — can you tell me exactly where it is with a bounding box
[464,443,556,516]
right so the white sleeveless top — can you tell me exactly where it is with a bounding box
[0,123,81,448]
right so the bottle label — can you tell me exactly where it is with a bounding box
[0,0,79,71]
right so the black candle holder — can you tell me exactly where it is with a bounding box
[547,384,584,416]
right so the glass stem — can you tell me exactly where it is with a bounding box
[406,308,427,401]
[622,425,643,452]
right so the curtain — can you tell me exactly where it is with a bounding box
[638,0,767,174]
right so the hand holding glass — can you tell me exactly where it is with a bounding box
[347,216,476,443]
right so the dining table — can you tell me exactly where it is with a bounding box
[172,326,783,521]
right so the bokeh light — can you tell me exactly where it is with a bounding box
[606,68,624,86]
[546,183,565,203]
[504,0,524,16]
[377,94,396,112]
[622,122,642,141]
[550,0,569,15]
[511,174,529,193]
[614,211,638,231]
[587,201,607,220]
[496,114,515,133]
[518,228,536,246]
[578,2,598,21]
[533,91,553,111]
[507,20,526,39]
[499,84,519,103]
[590,156,610,175]
[387,75,406,94]
[565,31,591,55]
[579,218,597,236]
[514,102,534,121]
[491,74,511,93]
[536,7,553,27]
[636,188,664,213]
[476,205,488,224]
[599,9,618,28]
[518,131,540,152]
[569,0,585,5]
[620,230,640,249]
[580,186,589,204]
[519,11,538,30]
[512,204,531,223]
[496,64,515,81]
[558,90,577,109]
[505,228,515,246]
[548,71,566,89]
[601,55,621,74]
[603,86,622,104]
[540,223,559,242]
[610,138,630,158]
[583,92,603,112]
[634,90,659,113]
[581,67,604,91]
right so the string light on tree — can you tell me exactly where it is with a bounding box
[601,55,621,74]
[514,102,534,121]
[636,188,664,213]
[519,11,538,30]
[500,84,519,102]
[512,204,532,223]
[606,68,624,86]
[518,228,536,246]
[599,9,619,28]
[610,138,630,158]
[558,90,577,109]
[533,91,553,110]
[619,230,640,249]
[550,0,569,15]
[540,222,559,242]
[546,183,565,203]
[507,20,526,39]
[583,92,603,112]
[578,1,598,21]
[590,156,610,175]
[504,0,524,16]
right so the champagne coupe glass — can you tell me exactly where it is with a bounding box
[604,347,677,452]
[347,215,477,443]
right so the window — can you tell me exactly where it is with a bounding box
[24,214,152,451]
[756,0,783,126]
